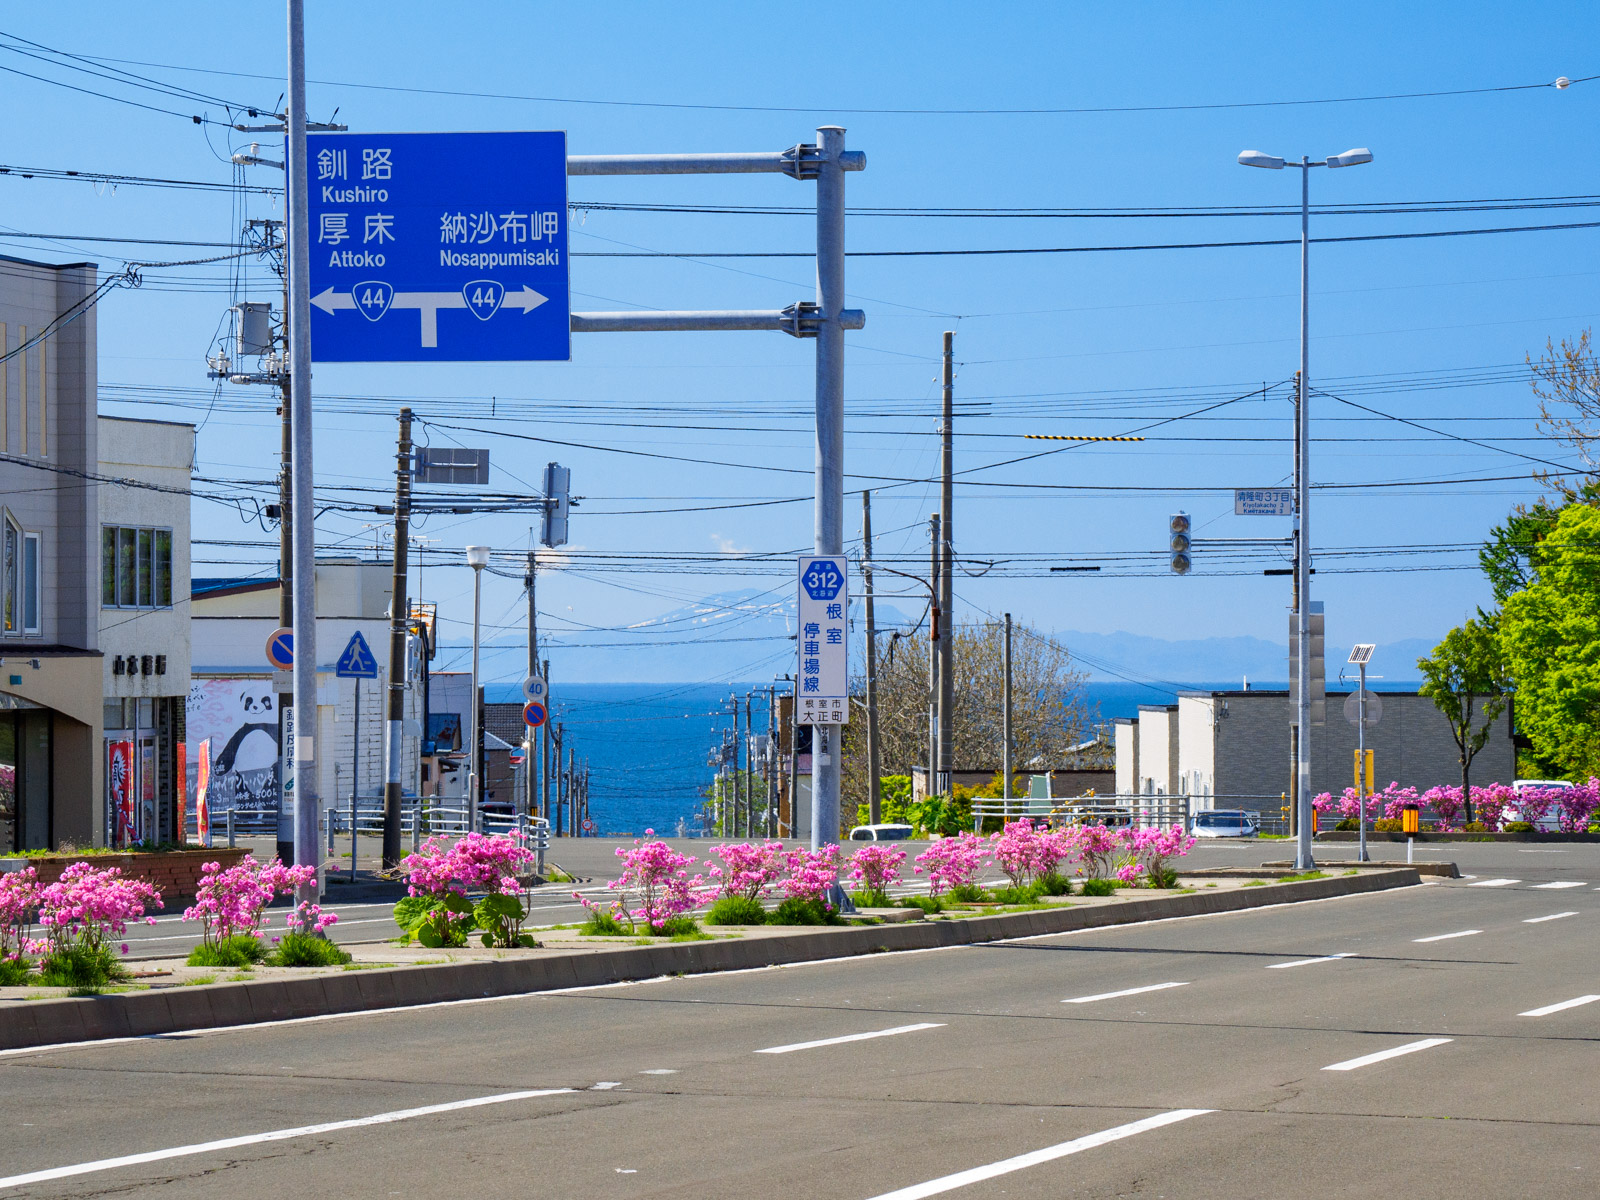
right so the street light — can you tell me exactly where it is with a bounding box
[1238,144,1373,872]
[466,545,491,832]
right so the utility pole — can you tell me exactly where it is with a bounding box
[525,546,539,854]
[541,657,551,831]
[1290,371,1302,844]
[274,222,294,869]
[567,743,576,837]
[938,331,955,801]
[863,491,881,824]
[1003,612,1013,815]
[928,512,941,800]
[285,0,320,909]
[766,682,777,836]
[745,691,754,837]
[380,408,412,868]
[732,693,743,837]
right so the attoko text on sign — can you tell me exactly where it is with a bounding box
[797,556,849,725]
[306,131,570,362]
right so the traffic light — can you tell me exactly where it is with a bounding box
[541,461,571,547]
[1169,513,1192,574]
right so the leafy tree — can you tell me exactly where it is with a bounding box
[1499,504,1600,780]
[1480,479,1600,604]
[1529,328,1600,475]
[1417,616,1511,823]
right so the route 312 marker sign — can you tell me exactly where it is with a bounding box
[797,556,848,725]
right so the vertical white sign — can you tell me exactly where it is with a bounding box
[797,555,849,725]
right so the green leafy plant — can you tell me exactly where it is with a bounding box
[908,794,970,838]
[38,943,126,988]
[895,895,943,914]
[1242,879,1267,888]
[1147,865,1180,889]
[473,893,531,948]
[771,897,836,925]
[0,956,30,986]
[1037,872,1073,896]
[181,974,218,986]
[1279,870,1328,883]
[1504,820,1535,833]
[989,881,1045,905]
[186,934,269,968]
[268,933,352,967]
[1335,818,1359,832]
[947,883,984,903]
[705,896,768,926]
[1079,878,1116,897]
[649,917,699,937]
[580,909,626,936]
[394,893,476,948]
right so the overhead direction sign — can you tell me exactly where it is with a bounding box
[797,556,849,726]
[265,627,294,671]
[335,630,380,679]
[306,131,570,362]
[1235,488,1295,516]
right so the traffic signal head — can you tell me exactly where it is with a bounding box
[1169,512,1192,574]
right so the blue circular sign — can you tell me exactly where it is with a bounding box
[522,700,548,729]
[801,558,844,601]
[265,627,294,671]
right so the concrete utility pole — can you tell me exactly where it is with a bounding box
[862,491,881,824]
[744,692,754,836]
[284,0,320,908]
[525,546,539,830]
[766,682,777,836]
[928,512,941,798]
[732,692,743,837]
[541,657,551,829]
[938,331,955,800]
[1003,612,1013,813]
[380,407,412,868]
[566,742,576,837]
[275,223,294,869]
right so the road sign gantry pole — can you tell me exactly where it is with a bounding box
[567,130,862,850]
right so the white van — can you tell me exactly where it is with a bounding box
[1502,780,1574,831]
[848,823,915,841]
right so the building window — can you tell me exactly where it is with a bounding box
[22,533,39,635]
[102,525,174,610]
[2,519,16,633]
[1,518,36,636]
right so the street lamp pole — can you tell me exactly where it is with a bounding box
[466,545,490,833]
[1238,145,1372,871]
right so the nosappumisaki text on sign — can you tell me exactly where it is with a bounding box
[797,555,849,726]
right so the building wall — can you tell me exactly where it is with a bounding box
[1137,706,1180,794]
[1176,695,1217,800]
[1114,719,1138,795]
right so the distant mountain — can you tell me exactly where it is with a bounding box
[441,587,1435,686]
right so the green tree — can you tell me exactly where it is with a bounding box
[1417,616,1511,823]
[1479,480,1600,604]
[1499,504,1600,780]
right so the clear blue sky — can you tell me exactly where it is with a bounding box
[2,2,1595,685]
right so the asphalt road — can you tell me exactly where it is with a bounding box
[5,843,1596,1197]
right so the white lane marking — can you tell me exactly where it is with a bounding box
[590,1082,621,1090]
[638,1069,677,1075]
[756,1022,945,1055]
[1469,878,1520,887]
[1063,981,1189,1004]
[0,884,1408,1059]
[1266,953,1356,969]
[1323,1037,1452,1072]
[1413,930,1482,943]
[1520,995,1600,1017]
[0,1088,575,1190]
[862,1109,1214,1200]
[1530,881,1586,890]
[1524,912,1579,924]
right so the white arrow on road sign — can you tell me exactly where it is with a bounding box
[311,285,549,347]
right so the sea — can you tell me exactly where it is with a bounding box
[487,677,1378,837]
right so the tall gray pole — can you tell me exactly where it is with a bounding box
[732,692,743,837]
[285,0,320,909]
[1294,156,1314,871]
[928,512,941,798]
[381,407,411,869]
[862,491,881,824]
[938,332,955,799]
[809,125,847,851]
[468,556,484,833]
[1003,613,1013,813]
[525,548,541,867]
[275,223,294,866]
[766,682,777,836]
[541,657,551,829]
[1357,660,1369,862]
[745,692,754,837]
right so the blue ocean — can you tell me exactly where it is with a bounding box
[487,677,1386,836]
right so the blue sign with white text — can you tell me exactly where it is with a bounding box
[306,131,570,362]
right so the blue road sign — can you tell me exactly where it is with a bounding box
[265,627,294,671]
[306,131,570,363]
[335,630,380,679]
[800,558,845,601]
[522,700,548,729]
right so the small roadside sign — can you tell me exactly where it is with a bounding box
[521,674,547,703]
[1234,488,1294,516]
[796,555,849,726]
[335,630,380,679]
[523,700,548,728]
[265,627,294,671]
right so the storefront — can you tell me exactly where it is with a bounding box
[0,700,53,853]
[102,695,183,847]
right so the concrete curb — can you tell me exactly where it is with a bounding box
[0,868,1420,1051]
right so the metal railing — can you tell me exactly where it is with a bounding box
[970,793,1292,836]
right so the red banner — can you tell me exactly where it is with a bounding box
[176,742,188,844]
[107,740,134,848]
[196,738,212,848]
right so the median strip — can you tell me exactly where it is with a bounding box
[756,1022,945,1054]
[1323,1038,1452,1071]
[862,1109,1214,1200]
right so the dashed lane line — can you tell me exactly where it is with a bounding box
[1520,995,1600,1017]
[1266,953,1357,969]
[1524,912,1579,924]
[755,1023,946,1055]
[1413,930,1482,943]
[1323,1038,1452,1072]
[862,1109,1214,1200]
[1530,881,1586,890]
[1062,982,1190,1004]
[1468,878,1521,887]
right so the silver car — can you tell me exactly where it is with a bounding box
[1192,809,1259,838]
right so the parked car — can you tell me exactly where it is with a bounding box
[1191,809,1259,839]
[848,823,914,841]
[1503,780,1574,830]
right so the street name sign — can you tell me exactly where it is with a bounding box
[335,630,380,679]
[797,556,849,726]
[306,131,570,362]
[1235,488,1294,516]
[265,627,294,671]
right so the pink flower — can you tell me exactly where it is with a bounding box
[913,833,988,897]
[847,844,905,896]
[120,943,129,954]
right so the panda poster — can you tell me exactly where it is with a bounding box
[185,680,281,822]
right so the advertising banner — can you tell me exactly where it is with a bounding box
[107,740,134,848]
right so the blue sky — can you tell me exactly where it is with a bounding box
[2,2,1595,686]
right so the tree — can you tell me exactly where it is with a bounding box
[1499,503,1600,781]
[1417,616,1510,823]
[839,620,1092,826]
[1529,329,1600,475]
[1479,479,1600,604]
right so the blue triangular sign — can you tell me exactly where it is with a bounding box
[335,630,380,678]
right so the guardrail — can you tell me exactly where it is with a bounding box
[970,793,1293,836]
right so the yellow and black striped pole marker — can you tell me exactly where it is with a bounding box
[1023,435,1146,441]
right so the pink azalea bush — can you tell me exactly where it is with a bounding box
[847,843,905,902]
[288,900,338,936]
[38,862,161,961]
[1312,788,1383,823]
[913,832,988,897]
[0,867,43,965]
[1072,823,1122,881]
[990,820,1043,888]
[1420,786,1466,832]
[705,841,787,901]
[1471,783,1515,830]
[1122,825,1196,887]
[782,844,843,906]
[1379,783,1422,821]
[1553,779,1600,832]
[401,832,536,897]
[577,832,703,932]
[183,857,317,950]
